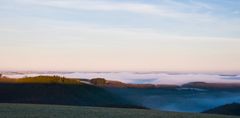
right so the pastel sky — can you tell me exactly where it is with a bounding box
[0,0,240,72]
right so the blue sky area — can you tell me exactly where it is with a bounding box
[0,0,240,72]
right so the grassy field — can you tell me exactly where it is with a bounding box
[0,103,238,118]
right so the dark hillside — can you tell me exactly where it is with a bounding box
[0,76,143,108]
[203,103,240,116]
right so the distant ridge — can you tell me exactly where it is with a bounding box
[1,75,240,89]
[182,82,240,89]
[87,78,240,89]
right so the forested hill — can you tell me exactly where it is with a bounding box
[0,76,143,109]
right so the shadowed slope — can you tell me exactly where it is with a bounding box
[0,76,143,108]
[203,103,240,116]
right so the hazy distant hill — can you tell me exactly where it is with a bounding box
[182,82,240,89]
[81,78,178,88]
[83,78,240,89]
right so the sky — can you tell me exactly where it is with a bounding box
[0,0,240,72]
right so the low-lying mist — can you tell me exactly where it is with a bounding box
[107,88,240,112]
[5,72,240,85]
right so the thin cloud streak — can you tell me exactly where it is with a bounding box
[9,0,214,19]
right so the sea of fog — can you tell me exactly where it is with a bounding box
[108,88,240,112]
[4,72,240,85]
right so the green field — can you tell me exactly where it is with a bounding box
[0,104,238,118]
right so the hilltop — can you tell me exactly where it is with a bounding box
[0,75,81,84]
